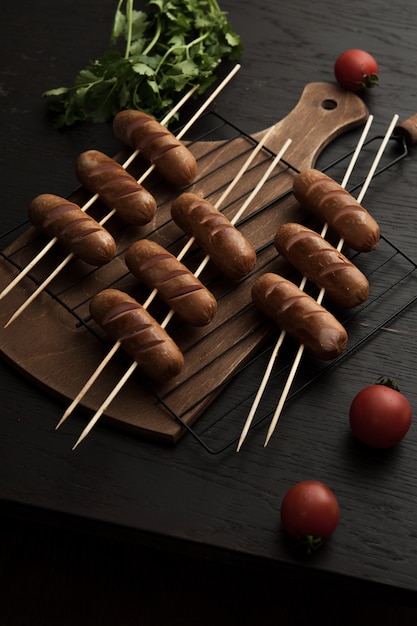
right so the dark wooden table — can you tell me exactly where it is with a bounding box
[2,0,417,623]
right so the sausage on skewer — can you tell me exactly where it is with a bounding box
[112,110,198,187]
[28,193,116,266]
[292,168,380,252]
[125,239,217,327]
[274,222,369,308]
[171,192,257,280]
[75,150,157,225]
[89,288,184,381]
[252,272,348,361]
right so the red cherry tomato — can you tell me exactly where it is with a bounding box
[280,480,340,552]
[334,49,379,92]
[349,380,412,448]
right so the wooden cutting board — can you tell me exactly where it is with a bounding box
[0,82,368,443]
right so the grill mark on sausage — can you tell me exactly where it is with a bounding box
[41,203,77,227]
[59,220,103,238]
[101,302,139,325]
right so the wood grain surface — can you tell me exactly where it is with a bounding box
[2,0,417,623]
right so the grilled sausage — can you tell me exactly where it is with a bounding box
[75,150,157,225]
[252,273,348,361]
[274,222,369,308]
[89,288,184,381]
[28,193,116,266]
[112,110,197,187]
[292,168,380,252]
[125,239,217,327]
[171,192,257,280]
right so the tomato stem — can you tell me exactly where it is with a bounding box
[376,376,400,391]
[364,73,379,88]
[294,535,325,554]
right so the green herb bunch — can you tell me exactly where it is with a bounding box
[44,0,242,128]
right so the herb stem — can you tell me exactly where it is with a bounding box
[155,31,211,76]
[124,0,134,59]
[142,13,162,56]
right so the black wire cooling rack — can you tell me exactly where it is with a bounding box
[0,109,416,453]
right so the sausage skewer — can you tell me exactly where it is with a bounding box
[58,126,287,440]
[262,114,399,448]
[0,85,199,304]
[3,66,241,328]
[237,114,379,450]
[69,288,186,449]
[113,63,241,183]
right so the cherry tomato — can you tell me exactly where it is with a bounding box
[349,379,412,448]
[334,49,379,92]
[280,480,340,552]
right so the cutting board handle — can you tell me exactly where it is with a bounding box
[253,82,369,171]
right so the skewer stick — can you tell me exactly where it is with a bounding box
[236,114,376,451]
[58,124,273,428]
[4,252,75,328]
[0,87,200,304]
[193,138,292,277]
[263,113,399,448]
[56,340,122,429]
[72,360,139,450]
[72,135,292,449]
[3,67,241,327]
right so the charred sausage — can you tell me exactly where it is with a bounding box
[112,110,197,187]
[252,272,348,361]
[75,150,157,225]
[274,222,369,308]
[89,288,184,381]
[28,193,116,266]
[171,192,257,280]
[292,168,380,252]
[125,239,217,327]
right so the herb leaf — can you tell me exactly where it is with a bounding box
[44,0,242,128]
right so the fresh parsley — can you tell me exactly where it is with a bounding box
[44,0,242,128]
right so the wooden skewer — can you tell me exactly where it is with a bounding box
[0,86,200,304]
[72,137,292,449]
[193,138,292,277]
[236,114,375,451]
[263,113,399,448]
[72,360,139,449]
[72,290,178,449]
[59,115,275,429]
[3,66,241,328]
